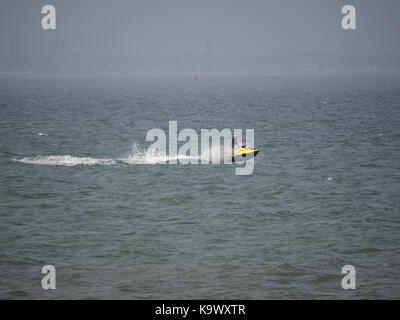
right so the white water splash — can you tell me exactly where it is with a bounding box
[14,143,233,167]
[121,143,200,164]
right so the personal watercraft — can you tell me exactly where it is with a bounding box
[232,138,260,163]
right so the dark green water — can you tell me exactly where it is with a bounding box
[1,76,400,299]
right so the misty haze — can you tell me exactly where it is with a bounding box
[0,0,400,77]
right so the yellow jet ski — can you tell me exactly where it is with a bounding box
[232,138,260,163]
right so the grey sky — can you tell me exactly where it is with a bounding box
[1,0,399,57]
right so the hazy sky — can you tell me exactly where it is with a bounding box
[1,0,399,57]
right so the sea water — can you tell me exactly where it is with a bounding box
[1,76,400,299]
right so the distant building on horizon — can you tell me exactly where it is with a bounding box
[10,40,29,58]
[0,40,5,58]
[194,38,209,56]
[47,39,66,59]
[296,63,319,74]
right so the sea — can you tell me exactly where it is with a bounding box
[0,75,399,299]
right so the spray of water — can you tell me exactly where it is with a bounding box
[14,143,230,166]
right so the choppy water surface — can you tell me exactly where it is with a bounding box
[1,76,400,299]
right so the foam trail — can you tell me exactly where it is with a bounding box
[15,155,116,166]
[14,143,224,166]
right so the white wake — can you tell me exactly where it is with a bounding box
[15,155,116,166]
[13,143,230,166]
